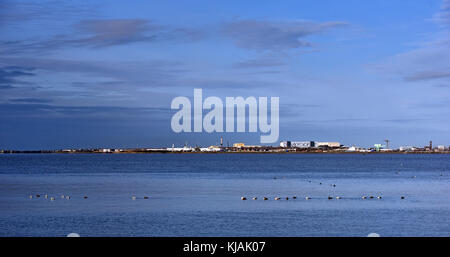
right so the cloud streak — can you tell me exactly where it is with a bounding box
[432,0,450,25]
[0,57,184,86]
[0,0,96,25]
[404,69,450,81]
[233,58,286,69]
[1,18,203,54]
[377,0,450,83]
[0,66,35,89]
[71,19,203,48]
[223,19,347,51]
[0,102,172,120]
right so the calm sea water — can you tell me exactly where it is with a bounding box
[0,153,449,237]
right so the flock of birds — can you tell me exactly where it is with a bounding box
[28,194,90,200]
[240,174,415,201]
[29,194,401,201]
[240,195,402,201]
[28,171,444,202]
[28,194,149,200]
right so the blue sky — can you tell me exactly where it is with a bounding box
[0,0,449,149]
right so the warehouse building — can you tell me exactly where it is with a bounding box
[280,141,315,148]
[315,142,341,148]
[280,141,341,149]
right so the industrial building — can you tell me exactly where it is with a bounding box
[316,142,341,148]
[280,141,341,149]
[291,141,315,148]
[279,141,291,148]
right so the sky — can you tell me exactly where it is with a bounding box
[0,0,449,150]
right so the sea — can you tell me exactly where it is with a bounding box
[0,153,449,237]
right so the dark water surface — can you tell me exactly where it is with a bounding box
[0,153,449,236]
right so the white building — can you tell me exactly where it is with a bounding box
[280,141,341,148]
[399,146,416,151]
[200,146,221,152]
[280,141,289,148]
[347,146,357,152]
[166,146,194,152]
[316,142,341,148]
[291,141,314,148]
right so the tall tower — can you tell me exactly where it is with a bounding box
[384,139,390,149]
[429,140,432,149]
[220,136,223,147]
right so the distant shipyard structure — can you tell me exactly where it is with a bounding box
[279,141,341,149]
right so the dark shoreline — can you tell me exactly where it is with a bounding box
[1,151,449,154]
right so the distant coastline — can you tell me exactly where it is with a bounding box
[3,140,448,154]
[1,150,449,154]
[2,140,449,154]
